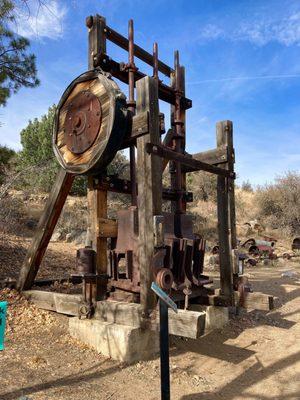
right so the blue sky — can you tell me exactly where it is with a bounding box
[1,0,300,185]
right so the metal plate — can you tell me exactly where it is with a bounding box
[64,90,102,154]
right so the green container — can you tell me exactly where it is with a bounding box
[0,301,7,350]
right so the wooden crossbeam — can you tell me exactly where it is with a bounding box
[17,168,74,291]
[103,23,173,77]
[146,143,234,178]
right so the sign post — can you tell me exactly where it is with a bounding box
[0,301,7,351]
[151,282,177,400]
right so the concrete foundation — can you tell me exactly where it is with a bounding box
[188,305,229,334]
[69,317,159,362]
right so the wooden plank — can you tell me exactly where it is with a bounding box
[136,76,162,320]
[216,121,235,304]
[190,146,228,167]
[96,55,192,110]
[17,168,74,291]
[216,174,233,301]
[146,143,233,178]
[234,291,275,311]
[23,290,81,316]
[166,309,206,338]
[104,23,173,77]
[96,218,118,238]
[95,300,206,338]
[87,14,106,70]
[87,177,108,277]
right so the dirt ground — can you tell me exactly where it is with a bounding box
[0,237,299,400]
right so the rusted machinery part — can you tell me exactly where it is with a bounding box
[53,69,127,175]
[236,276,252,307]
[76,247,96,275]
[283,252,292,260]
[248,245,260,256]
[291,237,300,251]
[246,258,257,267]
[241,238,256,249]
[242,238,275,249]
[78,302,94,319]
[211,245,219,255]
[156,268,174,290]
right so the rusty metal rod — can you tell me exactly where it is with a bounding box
[103,23,173,77]
[128,19,137,206]
[173,51,184,213]
[153,42,158,80]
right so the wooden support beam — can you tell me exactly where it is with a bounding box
[87,177,108,277]
[96,54,192,110]
[94,175,193,202]
[95,301,206,339]
[216,121,234,303]
[23,290,81,316]
[96,218,118,238]
[234,291,275,311]
[146,143,234,178]
[17,169,74,291]
[103,23,173,77]
[136,76,162,322]
[190,146,228,166]
[87,14,106,69]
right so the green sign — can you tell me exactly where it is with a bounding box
[0,301,7,350]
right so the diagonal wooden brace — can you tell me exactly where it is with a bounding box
[17,168,74,291]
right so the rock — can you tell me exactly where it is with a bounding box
[25,218,38,230]
[281,270,298,278]
[51,230,63,242]
[75,231,86,246]
[66,229,85,243]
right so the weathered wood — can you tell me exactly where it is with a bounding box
[87,14,106,70]
[188,305,229,333]
[94,175,192,202]
[95,300,206,339]
[23,290,81,316]
[136,76,162,320]
[87,177,108,277]
[53,70,127,175]
[216,121,235,304]
[17,169,74,291]
[190,146,228,167]
[216,174,233,301]
[96,54,192,110]
[234,291,275,311]
[146,143,233,178]
[96,218,118,238]
[103,23,173,77]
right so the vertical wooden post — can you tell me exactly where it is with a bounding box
[136,76,162,320]
[86,14,106,69]
[87,177,108,276]
[17,169,74,290]
[216,120,235,302]
[86,15,108,298]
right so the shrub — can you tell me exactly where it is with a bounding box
[256,171,300,235]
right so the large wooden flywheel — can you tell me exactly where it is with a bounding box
[53,70,127,174]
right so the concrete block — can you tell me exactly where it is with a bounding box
[69,317,159,362]
[188,305,229,333]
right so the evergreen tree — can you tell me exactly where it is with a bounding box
[0,0,39,106]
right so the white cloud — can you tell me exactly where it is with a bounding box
[13,0,67,40]
[195,10,300,47]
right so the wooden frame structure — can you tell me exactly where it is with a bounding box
[16,14,273,328]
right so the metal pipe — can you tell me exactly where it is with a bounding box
[159,299,170,400]
[128,19,137,206]
[174,50,184,213]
